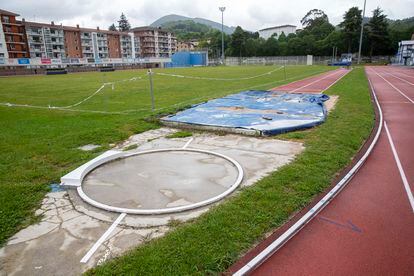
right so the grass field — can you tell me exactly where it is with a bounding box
[0,65,333,246]
[85,67,374,274]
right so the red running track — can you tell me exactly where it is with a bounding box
[271,68,350,93]
[231,66,414,275]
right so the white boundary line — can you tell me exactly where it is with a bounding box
[383,72,414,86]
[182,137,194,149]
[370,68,414,104]
[77,148,244,215]
[384,121,414,212]
[289,69,343,93]
[320,69,351,92]
[80,212,126,263]
[155,66,284,81]
[233,70,383,276]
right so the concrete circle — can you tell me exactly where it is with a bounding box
[77,148,243,214]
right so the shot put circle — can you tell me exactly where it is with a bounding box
[77,148,243,214]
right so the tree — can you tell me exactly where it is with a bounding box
[118,13,131,32]
[367,8,391,56]
[339,7,363,52]
[108,23,117,31]
[261,36,279,56]
[310,21,335,40]
[301,9,329,29]
[229,26,249,56]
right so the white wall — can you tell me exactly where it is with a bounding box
[259,26,296,40]
[0,23,9,58]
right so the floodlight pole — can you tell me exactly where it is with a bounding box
[357,0,367,65]
[148,69,155,111]
[219,7,226,65]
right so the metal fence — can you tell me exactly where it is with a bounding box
[208,56,331,66]
[209,55,393,66]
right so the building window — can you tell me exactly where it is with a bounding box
[2,16,10,23]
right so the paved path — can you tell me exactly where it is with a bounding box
[271,68,350,93]
[234,66,414,275]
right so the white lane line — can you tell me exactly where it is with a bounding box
[80,212,127,263]
[385,72,414,86]
[384,121,414,212]
[233,73,384,276]
[321,69,350,92]
[182,137,194,149]
[394,71,414,79]
[371,68,414,104]
[290,70,343,93]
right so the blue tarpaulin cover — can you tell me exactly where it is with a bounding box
[162,90,330,135]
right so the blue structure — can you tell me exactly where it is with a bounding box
[165,51,208,68]
[162,90,330,136]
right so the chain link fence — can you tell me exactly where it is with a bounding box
[209,55,392,66]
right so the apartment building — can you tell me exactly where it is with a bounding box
[0,9,29,58]
[131,27,177,58]
[0,9,177,60]
[25,21,66,58]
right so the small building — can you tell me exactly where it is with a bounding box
[177,41,196,52]
[258,25,296,40]
[396,39,414,66]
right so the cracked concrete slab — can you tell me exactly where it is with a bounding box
[0,128,303,275]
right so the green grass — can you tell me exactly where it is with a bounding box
[86,68,374,275]
[166,131,193,139]
[0,65,333,246]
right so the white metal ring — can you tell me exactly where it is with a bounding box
[77,148,244,215]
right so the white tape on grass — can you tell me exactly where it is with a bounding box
[233,72,384,276]
[155,66,284,81]
[0,76,142,113]
[1,69,331,115]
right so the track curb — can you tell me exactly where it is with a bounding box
[229,68,383,275]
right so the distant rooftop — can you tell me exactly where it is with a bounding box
[259,25,296,32]
[131,26,169,32]
[0,9,19,17]
[24,20,130,35]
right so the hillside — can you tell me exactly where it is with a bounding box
[151,14,236,34]
[159,20,214,40]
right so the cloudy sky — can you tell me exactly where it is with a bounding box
[3,0,413,31]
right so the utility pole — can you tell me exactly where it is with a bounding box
[219,7,226,65]
[357,0,367,65]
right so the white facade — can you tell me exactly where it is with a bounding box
[26,25,65,58]
[259,25,296,40]
[396,40,414,66]
[0,23,8,58]
[120,34,133,58]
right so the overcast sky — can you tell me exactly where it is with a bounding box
[3,0,413,31]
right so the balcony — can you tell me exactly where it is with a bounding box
[82,48,93,53]
[27,30,42,35]
[6,40,26,45]
[30,47,45,52]
[29,39,43,45]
